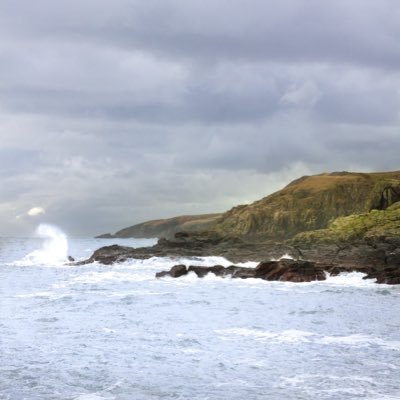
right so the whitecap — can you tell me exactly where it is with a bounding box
[215,328,315,343]
[70,270,152,284]
[74,394,115,400]
[318,334,400,351]
[14,224,69,266]
[215,328,400,350]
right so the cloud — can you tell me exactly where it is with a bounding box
[280,81,322,107]
[0,0,399,236]
[27,207,46,217]
[16,207,46,220]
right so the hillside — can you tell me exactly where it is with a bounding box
[97,213,222,239]
[214,171,400,239]
[97,170,400,240]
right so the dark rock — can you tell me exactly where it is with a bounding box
[169,264,188,277]
[385,248,400,266]
[328,266,348,277]
[255,259,326,282]
[67,255,75,262]
[364,266,400,285]
[188,265,214,278]
[76,244,138,265]
[156,259,328,283]
[186,264,243,278]
[156,264,187,278]
[231,267,257,279]
[175,231,190,239]
[155,270,171,278]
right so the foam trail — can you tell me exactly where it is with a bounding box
[21,224,69,265]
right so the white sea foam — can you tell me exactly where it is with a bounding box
[323,271,376,286]
[216,328,315,343]
[319,334,400,350]
[74,394,115,400]
[70,270,152,284]
[270,253,295,261]
[16,224,68,266]
[216,328,400,350]
[287,374,377,384]
[15,291,73,300]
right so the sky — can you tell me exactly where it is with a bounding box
[0,0,400,236]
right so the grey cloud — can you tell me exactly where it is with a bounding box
[1,0,398,68]
[0,0,399,236]
[0,0,398,81]
[0,148,44,177]
[316,87,400,125]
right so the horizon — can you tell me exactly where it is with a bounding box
[1,0,399,236]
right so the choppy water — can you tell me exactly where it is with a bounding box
[1,226,400,399]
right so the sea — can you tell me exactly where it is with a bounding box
[1,224,400,400]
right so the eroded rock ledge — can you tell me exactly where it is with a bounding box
[76,231,400,284]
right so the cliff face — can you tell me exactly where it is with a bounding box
[101,213,222,239]
[214,171,400,239]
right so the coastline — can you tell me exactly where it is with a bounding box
[77,232,400,284]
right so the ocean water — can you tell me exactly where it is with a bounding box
[1,225,400,400]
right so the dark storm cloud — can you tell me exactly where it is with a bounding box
[0,0,399,236]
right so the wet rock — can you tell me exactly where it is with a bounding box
[77,244,138,265]
[156,259,328,282]
[364,266,400,285]
[254,259,326,282]
[188,265,216,278]
[156,264,188,278]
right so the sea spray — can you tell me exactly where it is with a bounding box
[21,224,69,265]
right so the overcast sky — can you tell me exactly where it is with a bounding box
[1,0,399,236]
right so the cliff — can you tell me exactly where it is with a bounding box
[214,171,400,239]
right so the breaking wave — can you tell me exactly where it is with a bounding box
[17,224,69,266]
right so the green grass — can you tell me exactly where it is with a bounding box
[291,201,400,244]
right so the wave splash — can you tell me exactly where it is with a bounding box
[21,224,69,265]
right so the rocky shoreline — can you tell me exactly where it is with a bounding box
[76,231,400,284]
